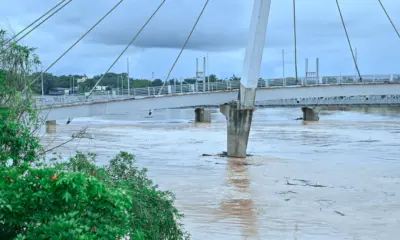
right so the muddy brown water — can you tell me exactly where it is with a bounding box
[40,108,400,240]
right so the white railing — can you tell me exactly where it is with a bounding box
[35,92,129,107]
[35,74,400,107]
[256,95,400,107]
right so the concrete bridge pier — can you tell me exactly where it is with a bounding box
[301,107,319,121]
[194,107,211,123]
[220,102,254,158]
[46,120,56,133]
[217,0,271,158]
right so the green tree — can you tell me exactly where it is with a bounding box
[0,30,41,92]
[151,78,163,87]
[0,30,42,132]
[229,74,240,81]
[0,29,190,239]
[208,74,218,82]
[183,78,196,84]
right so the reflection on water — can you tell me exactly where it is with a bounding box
[40,107,400,240]
[217,158,259,239]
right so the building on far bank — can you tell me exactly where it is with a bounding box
[94,86,107,91]
[77,74,88,83]
[48,88,70,95]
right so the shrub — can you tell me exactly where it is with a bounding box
[1,29,189,239]
[0,166,131,239]
[0,119,42,167]
[0,151,189,239]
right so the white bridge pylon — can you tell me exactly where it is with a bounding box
[239,0,272,109]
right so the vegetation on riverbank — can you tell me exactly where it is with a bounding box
[1,29,189,239]
[31,71,223,95]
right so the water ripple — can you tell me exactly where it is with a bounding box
[40,108,400,240]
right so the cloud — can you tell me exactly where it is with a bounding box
[0,0,399,80]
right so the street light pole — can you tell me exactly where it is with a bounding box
[117,75,119,95]
[355,47,358,81]
[127,58,130,96]
[206,53,210,91]
[282,49,285,85]
[41,67,44,96]
[120,76,124,95]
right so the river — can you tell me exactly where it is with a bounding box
[40,107,400,240]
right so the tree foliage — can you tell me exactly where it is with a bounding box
[0,118,42,167]
[0,30,42,133]
[0,150,189,239]
[0,30,41,92]
[0,165,132,239]
[0,29,190,239]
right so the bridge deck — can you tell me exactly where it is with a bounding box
[38,82,400,120]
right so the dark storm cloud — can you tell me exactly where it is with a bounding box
[81,0,251,51]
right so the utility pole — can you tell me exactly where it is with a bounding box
[195,58,198,92]
[305,58,309,85]
[203,56,206,92]
[41,68,44,96]
[174,78,176,92]
[282,49,285,84]
[72,76,75,95]
[117,75,119,95]
[207,53,210,91]
[127,58,130,96]
[151,71,154,87]
[120,76,123,95]
[293,0,298,85]
[355,47,358,81]
[316,58,319,83]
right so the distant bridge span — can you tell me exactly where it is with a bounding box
[39,82,400,120]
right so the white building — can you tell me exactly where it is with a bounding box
[94,86,107,91]
[77,74,88,83]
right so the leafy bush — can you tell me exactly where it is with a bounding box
[0,166,131,239]
[61,152,189,239]
[0,32,42,133]
[0,150,189,239]
[1,28,189,239]
[107,152,188,239]
[0,119,42,167]
[0,70,42,167]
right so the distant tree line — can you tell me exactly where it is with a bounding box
[29,71,242,95]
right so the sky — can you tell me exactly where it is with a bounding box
[1,0,399,80]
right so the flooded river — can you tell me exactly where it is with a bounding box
[40,107,400,240]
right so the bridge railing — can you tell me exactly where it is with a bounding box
[35,74,400,107]
[35,92,130,107]
[112,81,242,97]
[256,95,400,107]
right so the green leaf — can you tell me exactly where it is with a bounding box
[62,191,72,203]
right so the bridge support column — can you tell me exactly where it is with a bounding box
[46,120,56,133]
[194,107,211,123]
[220,103,254,158]
[301,107,319,121]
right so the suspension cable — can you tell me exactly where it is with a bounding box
[3,0,68,46]
[5,0,72,50]
[86,0,166,100]
[158,0,210,95]
[293,0,299,85]
[335,0,362,81]
[378,0,400,39]
[28,0,124,89]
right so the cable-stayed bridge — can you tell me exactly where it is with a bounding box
[3,0,400,157]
